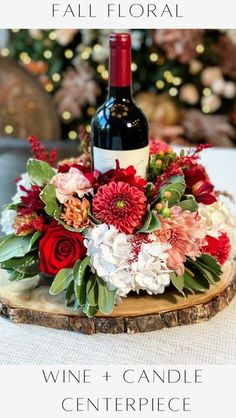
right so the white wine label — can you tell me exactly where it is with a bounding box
[93,145,150,178]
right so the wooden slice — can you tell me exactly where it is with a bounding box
[0,262,235,335]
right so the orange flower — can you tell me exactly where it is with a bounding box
[13,214,37,236]
[61,197,90,229]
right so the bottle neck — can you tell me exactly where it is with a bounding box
[108,85,132,100]
[109,41,132,89]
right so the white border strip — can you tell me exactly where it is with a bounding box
[0,0,235,29]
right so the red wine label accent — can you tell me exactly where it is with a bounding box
[93,145,150,178]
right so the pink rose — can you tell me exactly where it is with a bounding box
[51,167,93,204]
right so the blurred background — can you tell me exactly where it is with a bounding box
[0,29,236,147]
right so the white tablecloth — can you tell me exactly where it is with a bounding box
[0,148,236,365]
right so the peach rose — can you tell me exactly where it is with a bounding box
[51,167,93,204]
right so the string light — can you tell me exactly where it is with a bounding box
[65,49,74,59]
[1,48,10,57]
[203,88,212,97]
[49,31,57,41]
[87,107,96,117]
[202,105,210,113]
[156,80,165,89]
[101,70,109,80]
[164,70,174,83]
[131,63,138,72]
[93,44,102,52]
[68,131,77,140]
[169,87,178,97]
[52,73,61,82]
[149,53,159,62]
[62,111,72,121]
[86,125,91,133]
[173,77,182,86]
[44,50,53,59]
[196,44,205,54]
[81,48,91,60]
[97,65,105,74]
[19,52,31,64]
[45,83,53,92]
[4,125,14,134]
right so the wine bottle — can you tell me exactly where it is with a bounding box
[91,33,149,178]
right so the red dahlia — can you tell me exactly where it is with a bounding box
[92,181,147,234]
[201,232,231,265]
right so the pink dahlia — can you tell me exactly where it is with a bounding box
[92,181,147,234]
[155,206,207,275]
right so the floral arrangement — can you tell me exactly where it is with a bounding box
[0,137,235,317]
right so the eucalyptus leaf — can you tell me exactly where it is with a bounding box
[27,158,55,186]
[83,304,99,318]
[74,256,91,286]
[177,195,198,212]
[97,276,117,315]
[4,202,19,211]
[65,280,75,306]
[199,254,222,276]
[184,271,208,292]
[188,257,218,285]
[0,235,34,262]
[40,184,61,217]
[138,211,161,233]
[0,253,37,269]
[74,282,87,306]
[86,275,98,306]
[170,272,185,293]
[49,268,73,295]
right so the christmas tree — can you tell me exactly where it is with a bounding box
[0,29,235,146]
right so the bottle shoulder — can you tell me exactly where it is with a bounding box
[92,98,148,129]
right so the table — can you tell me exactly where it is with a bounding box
[0,146,235,365]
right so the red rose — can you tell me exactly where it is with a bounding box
[39,225,86,276]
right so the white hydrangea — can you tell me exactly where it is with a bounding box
[0,209,16,235]
[84,225,172,298]
[12,173,32,203]
[0,173,32,235]
[131,238,172,295]
[198,200,236,252]
[84,224,134,297]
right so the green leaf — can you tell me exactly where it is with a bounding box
[86,275,98,306]
[0,235,34,262]
[138,211,161,233]
[65,280,75,306]
[49,268,73,296]
[30,231,42,249]
[4,202,19,211]
[187,257,217,285]
[0,253,37,269]
[199,254,222,276]
[40,184,61,217]
[27,158,55,186]
[16,262,40,276]
[184,271,208,292]
[170,272,185,293]
[177,195,198,212]
[196,261,221,282]
[97,276,117,315]
[83,304,99,318]
[74,282,87,306]
[74,256,91,286]
[151,176,186,207]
